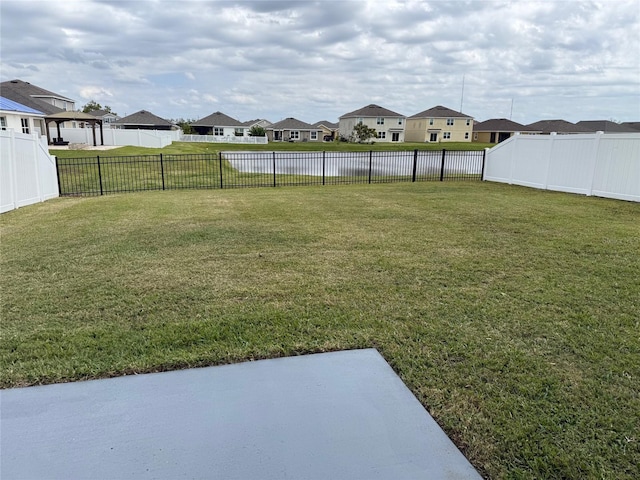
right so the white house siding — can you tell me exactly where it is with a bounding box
[339,117,405,142]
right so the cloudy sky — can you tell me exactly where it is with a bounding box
[1,0,639,125]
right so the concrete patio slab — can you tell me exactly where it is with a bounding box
[1,349,481,479]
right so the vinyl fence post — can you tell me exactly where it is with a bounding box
[439,149,446,182]
[219,152,224,189]
[272,151,277,187]
[96,155,104,195]
[322,150,326,186]
[368,150,373,184]
[412,149,418,182]
[159,153,165,190]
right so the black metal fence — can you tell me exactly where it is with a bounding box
[56,150,486,196]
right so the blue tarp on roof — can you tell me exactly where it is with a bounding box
[0,96,44,115]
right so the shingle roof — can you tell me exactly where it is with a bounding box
[313,120,338,129]
[409,105,472,119]
[473,118,539,132]
[0,96,44,115]
[192,111,243,127]
[0,79,74,102]
[268,118,316,130]
[575,120,639,133]
[112,110,173,127]
[86,109,116,117]
[526,120,593,134]
[621,121,640,131]
[339,104,404,119]
[0,81,65,115]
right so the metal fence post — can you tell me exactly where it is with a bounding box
[481,148,487,181]
[322,150,326,186]
[159,153,165,190]
[368,150,373,184]
[54,156,62,196]
[96,155,103,195]
[412,149,418,182]
[219,152,224,189]
[440,149,446,182]
[272,151,277,187]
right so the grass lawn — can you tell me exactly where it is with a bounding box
[51,140,492,158]
[1,182,638,478]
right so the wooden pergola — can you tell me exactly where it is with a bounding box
[44,111,104,146]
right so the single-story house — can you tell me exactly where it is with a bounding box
[472,118,541,143]
[313,121,338,141]
[86,109,120,128]
[525,120,592,135]
[111,110,176,130]
[266,118,322,142]
[405,105,473,143]
[575,120,640,133]
[338,104,405,142]
[191,111,247,136]
[0,96,46,136]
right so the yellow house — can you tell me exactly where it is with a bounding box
[405,105,473,143]
[472,118,541,143]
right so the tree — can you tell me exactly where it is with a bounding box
[249,125,266,137]
[82,100,114,114]
[171,118,196,134]
[351,123,377,143]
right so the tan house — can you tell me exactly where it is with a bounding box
[312,120,338,141]
[338,104,405,142]
[405,105,473,143]
[473,118,541,143]
[266,117,322,142]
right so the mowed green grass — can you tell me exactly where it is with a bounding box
[1,182,639,479]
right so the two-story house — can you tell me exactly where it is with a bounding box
[405,105,473,143]
[338,104,405,142]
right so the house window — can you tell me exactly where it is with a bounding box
[429,118,434,125]
[234,128,244,137]
[310,131,318,140]
[398,118,403,125]
[466,119,471,126]
[474,132,478,140]
[392,132,400,142]
[378,132,386,139]
[357,118,363,124]
[290,131,299,140]
[377,117,384,125]
[214,127,224,136]
[443,132,451,139]
[0,117,6,130]
[465,132,469,139]
[447,118,454,126]
[21,118,30,134]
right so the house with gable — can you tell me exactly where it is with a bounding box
[87,109,120,128]
[0,96,46,136]
[405,105,473,143]
[313,121,338,141]
[0,79,76,114]
[472,118,541,143]
[191,111,248,137]
[266,118,322,142]
[111,110,176,130]
[339,104,405,142]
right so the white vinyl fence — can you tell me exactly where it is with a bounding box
[483,132,640,202]
[1,131,59,213]
[181,134,268,144]
[57,128,180,148]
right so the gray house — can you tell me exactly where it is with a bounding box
[191,111,246,136]
[112,110,176,130]
[266,118,321,142]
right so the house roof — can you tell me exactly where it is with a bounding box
[340,104,404,119]
[240,118,268,127]
[87,109,117,117]
[621,121,640,131]
[1,79,74,102]
[313,120,338,129]
[192,111,244,127]
[473,118,540,132]
[268,117,316,130]
[575,120,639,133]
[0,96,44,115]
[112,110,173,127]
[526,120,593,134]
[0,80,66,115]
[409,105,472,119]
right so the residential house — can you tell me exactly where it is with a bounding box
[621,122,640,132]
[405,105,473,143]
[313,121,338,141]
[266,118,322,142]
[191,111,247,137]
[0,96,46,136]
[339,104,405,142]
[575,120,639,133]
[86,109,120,128]
[111,110,176,130]
[242,118,272,130]
[472,118,541,143]
[525,120,592,135]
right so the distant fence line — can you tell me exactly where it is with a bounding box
[56,150,486,196]
[180,134,268,144]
